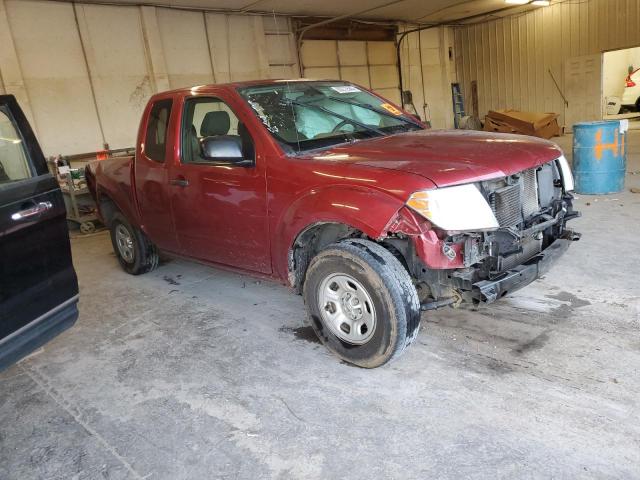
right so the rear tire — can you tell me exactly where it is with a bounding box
[303,239,421,368]
[109,213,159,275]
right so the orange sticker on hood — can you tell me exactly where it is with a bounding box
[380,103,402,115]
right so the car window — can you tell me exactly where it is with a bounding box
[181,97,254,164]
[0,108,32,185]
[145,99,172,162]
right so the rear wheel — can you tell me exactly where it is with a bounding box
[303,239,421,368]
[109,213,159,275]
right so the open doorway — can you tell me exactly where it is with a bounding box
[602,46,640,125]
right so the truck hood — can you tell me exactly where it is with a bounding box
[301,130,563,187]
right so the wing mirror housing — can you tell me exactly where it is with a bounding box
[200,136,253,166]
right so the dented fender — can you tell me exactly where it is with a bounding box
[386,207,465,269]
[273,185,406,280]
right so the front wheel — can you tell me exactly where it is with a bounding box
[109,213,159,275]
[303,239,421,368]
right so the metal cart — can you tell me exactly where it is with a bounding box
[50,157,99,234]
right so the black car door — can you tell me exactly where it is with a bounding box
[0,94,79,371]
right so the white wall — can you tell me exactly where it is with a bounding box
[300,39,401,105]
[455,0,640,127]
[603,47,640,99]
[0,0,298,156]
[398,25,457,129]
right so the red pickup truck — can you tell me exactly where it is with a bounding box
[86,80,580,368]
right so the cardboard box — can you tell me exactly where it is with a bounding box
[483,109,560,139]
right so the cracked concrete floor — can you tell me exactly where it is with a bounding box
[2,136,640,480]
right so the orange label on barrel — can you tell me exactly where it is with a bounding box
[380,103,402,115]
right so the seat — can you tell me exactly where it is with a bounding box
[199,110,243,158]
[201,111,232,137]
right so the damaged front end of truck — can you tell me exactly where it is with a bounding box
[385,156,581,310]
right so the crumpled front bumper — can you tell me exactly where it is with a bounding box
[472,233,579,303]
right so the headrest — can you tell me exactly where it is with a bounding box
[201,111,230,136]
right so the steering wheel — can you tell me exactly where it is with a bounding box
[331,119,356,133]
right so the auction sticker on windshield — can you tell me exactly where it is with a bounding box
[331,85,361,94]
[380,103,402,115]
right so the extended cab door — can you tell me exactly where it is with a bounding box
[0,95,79,371]
[168,93,271,273]
[134,97,180,253]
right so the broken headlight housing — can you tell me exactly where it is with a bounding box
[556,155,575,192]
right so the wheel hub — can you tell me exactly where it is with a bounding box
[115,224,135,263]
[318,273,376,345]
[340,292,363,321]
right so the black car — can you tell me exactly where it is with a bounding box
[0,94,79,371]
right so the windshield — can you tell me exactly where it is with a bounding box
[237,81,424,153]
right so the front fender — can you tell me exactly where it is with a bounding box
[273,185,405,280]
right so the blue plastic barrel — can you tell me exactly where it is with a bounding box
[572,121,626,194]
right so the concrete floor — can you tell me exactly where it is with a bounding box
[2,132,640,480]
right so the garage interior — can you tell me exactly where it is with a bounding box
[1,0,639,478]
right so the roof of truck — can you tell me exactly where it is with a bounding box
[159,78,326,96]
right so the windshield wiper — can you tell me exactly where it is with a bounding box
[283,99,386,137]
[320,95,423,129]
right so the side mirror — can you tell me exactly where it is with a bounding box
[200,136,252,166]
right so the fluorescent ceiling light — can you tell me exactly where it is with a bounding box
[505,0,529,4]
[531,0,550,5]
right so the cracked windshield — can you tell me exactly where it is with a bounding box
[238,81,424,153]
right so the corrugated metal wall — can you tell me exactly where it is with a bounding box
[0,0,297,156]
[454,0,640,127]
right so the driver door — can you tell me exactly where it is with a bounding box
[169,93,271,274]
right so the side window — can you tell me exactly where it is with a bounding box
[0,108,32,184]
[145,99,172,162]
[181,97,255,164]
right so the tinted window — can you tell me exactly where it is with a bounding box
[181,97,254,164]
[0,108,32,185]
[145,99,172,162]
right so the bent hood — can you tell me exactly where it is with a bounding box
[301,130,563,187]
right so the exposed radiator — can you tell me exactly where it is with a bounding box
[499,236,543,271]
[521,168,539,218]
[489,167,541,227]
[490,184,522,227]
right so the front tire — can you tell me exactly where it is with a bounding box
[109,213,159,275]
[303,239,421,368]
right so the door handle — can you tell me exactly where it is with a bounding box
[170,178,189,187]
[11,201,53,221]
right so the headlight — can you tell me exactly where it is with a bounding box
[406,184,499,231]
[556,155,574,192]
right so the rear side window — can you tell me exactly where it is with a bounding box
[145,99,172,162]
[0,107,32,185]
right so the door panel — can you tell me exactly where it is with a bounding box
[170,163,271,273]
[0,95,78,361]
[564,54,602,132]
[169,94,271,274]
[135,98,180,252]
